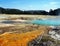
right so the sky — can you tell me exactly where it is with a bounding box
[0,0,60,11]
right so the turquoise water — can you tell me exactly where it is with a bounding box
[31,19,60,26]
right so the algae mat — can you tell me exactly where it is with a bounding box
[0,29,44,46]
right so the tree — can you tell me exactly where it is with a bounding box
[53,8,60,15]
[5,9,23,14]
[0,7,6,14]
[49,9,54,15]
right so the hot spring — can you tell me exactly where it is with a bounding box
[31,18,60,26]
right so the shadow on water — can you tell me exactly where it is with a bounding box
[1,20,16,24]
[1,20,29,24]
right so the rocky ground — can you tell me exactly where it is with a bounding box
[0,24,60,46]
[28,26,60,46]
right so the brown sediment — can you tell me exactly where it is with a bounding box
[0,26,49,46]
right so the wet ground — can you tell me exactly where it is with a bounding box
[0,15,60,46]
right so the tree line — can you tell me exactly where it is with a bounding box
[0,7,60,15]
